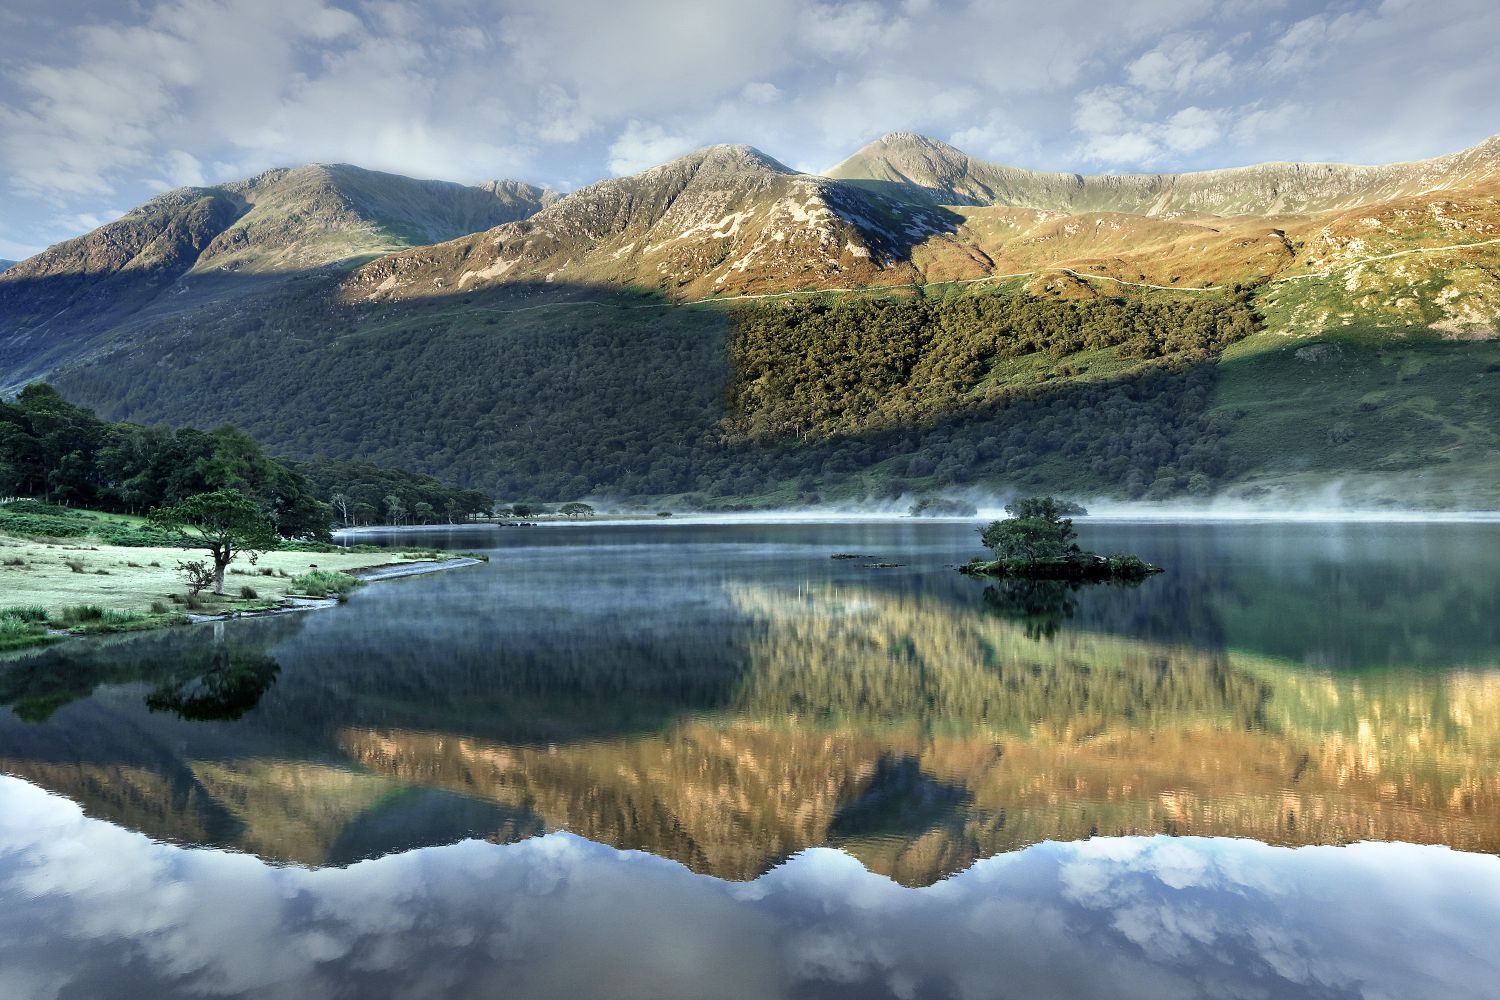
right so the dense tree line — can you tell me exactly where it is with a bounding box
[52,282,1257,502]
[0,383,331,537]
[286,457,493,526]
[0,384,489,535]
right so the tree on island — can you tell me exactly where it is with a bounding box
[149,489,278,596]
[966,497,1160,581]
[559,502,595,519]
[980,497,1081,569]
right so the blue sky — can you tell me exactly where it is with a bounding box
[2,0,1499,259]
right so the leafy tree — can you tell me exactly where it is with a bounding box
[980,497,1080,567]
[148,490,277,595]
[559,502,595,518]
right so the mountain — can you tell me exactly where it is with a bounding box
[0,261,15,274]
[0,165,554,385]
[5,134,1500,507]
[347,144,942,303]
[343,132,1500,325]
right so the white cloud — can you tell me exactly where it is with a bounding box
[740,82,782,105]
[1160,106,1225,154]
[607,120,698,176]
[801,2,906,56]
[950,114,1033,163]
[1126,36,1234,94]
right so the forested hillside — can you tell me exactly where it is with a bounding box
[49,282,1258,503]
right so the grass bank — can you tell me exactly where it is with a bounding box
[0,513,485,651]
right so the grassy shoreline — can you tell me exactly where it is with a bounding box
[0,530,483,652]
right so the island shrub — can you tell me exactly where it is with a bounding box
[908,496,979,517]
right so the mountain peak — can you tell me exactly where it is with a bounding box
[877,131,959,151]
[649,143,797,178]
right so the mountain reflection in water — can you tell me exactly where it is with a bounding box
[0,521,1498,886]
[2,776,1498,1000]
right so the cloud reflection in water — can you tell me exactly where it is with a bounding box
[3,776,1497,1000]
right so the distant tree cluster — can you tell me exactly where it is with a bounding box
[0,383,489,535]
[286,457,493,526]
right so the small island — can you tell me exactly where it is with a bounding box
[959,497,1161,581]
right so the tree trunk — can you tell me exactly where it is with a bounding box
[213,557,228,596]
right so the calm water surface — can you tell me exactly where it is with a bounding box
[3,519,1500,999]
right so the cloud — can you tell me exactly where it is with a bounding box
[949,113,1033,164]
[1,0,1499,255]
[607,121,699,176]
[1126,36,1234,94]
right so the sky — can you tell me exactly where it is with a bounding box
[1,0,1498,260]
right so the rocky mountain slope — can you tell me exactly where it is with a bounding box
[339,131,1500,340]
[0,261,15,274]
[347,144,942,303]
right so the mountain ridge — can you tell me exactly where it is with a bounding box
[346,143,936,303]
[827,130,1500,216]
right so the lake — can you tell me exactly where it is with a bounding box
[3,518,1500,999]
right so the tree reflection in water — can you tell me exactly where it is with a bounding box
[981,579,1082,640]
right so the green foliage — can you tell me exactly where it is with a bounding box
[150,490,279,594]
[1003,497,1078,523]
[177,559,216,597]
[981,498,1079,565]
[558,502,595,518]
[1103,553,1160,580]
[0,384,329,539]
[726,292,1254,439]
[51,605,161,633]
[290,458,492,526]
[289,569,362,599]
[0,607,54,650]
